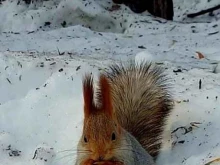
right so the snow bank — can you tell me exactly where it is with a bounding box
[0,52,220,165]
[0,0,220,165]
[0,0,125,33]
[0,0,220,33]
[0,53,104,165]
[157,68,220,165]
[0,0,219,70]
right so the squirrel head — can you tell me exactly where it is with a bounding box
[81,74,122,162]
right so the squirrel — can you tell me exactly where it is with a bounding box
[75,61,173,165]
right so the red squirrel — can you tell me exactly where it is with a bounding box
[75,62,173,165]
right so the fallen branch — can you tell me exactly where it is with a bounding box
[187,4,220,18]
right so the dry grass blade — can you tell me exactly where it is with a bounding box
[204,158,220,165]
[196,51,205,59]
[190,122,202,128]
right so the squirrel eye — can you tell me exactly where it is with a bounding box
[84,136,88,143]
[111,132,116,141]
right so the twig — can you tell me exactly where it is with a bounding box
[171,126,191,134]
[187,4,220,18]
[57,47,65,55]
[208,31,219,35]
[199,79,202,89]
[172,122,201,135]
[6,78,12,84]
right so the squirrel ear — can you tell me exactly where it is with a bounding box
[98,74,113,117]
[83,74,95,118]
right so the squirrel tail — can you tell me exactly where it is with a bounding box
[103,61,174,158]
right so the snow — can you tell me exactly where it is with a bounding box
[135,50,154,65]
[0,0,220,165]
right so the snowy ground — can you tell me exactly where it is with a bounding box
[0,0,220,165]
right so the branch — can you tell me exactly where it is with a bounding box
[187,4,220,18]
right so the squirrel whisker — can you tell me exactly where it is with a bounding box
[54,153,77,162]
[56,150,77,153]
[56,149,90,154]
[55,150,91,161]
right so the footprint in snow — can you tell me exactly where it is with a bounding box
[0,131,22,158]
[32,143,56,165]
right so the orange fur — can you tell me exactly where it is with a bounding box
[98,75,113,117]
[81,74,123,163]
[82,159,95,165]
[83,74,96,118]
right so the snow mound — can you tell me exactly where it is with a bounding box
[135,50,155,65]
[0,0,220,165]
[0,0,127,33]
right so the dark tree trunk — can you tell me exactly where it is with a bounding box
[112,0,174,20]
[152,0,174,20]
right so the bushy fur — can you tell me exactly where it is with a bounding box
[103,61,173,158]
[76,73,155,165]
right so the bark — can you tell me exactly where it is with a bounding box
[112,0,174,20]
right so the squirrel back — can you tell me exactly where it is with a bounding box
[103,61,173,158]
[75,73,155,165]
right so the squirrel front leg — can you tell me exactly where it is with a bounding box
[82,160,123,165]
[93,161,124,165]
[82,159,95,165]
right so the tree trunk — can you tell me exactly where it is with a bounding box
[112,0,174,20]
[152,0,174,20]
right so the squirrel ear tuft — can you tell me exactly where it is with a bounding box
[98,74,113,117]
[83,74,95,118]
